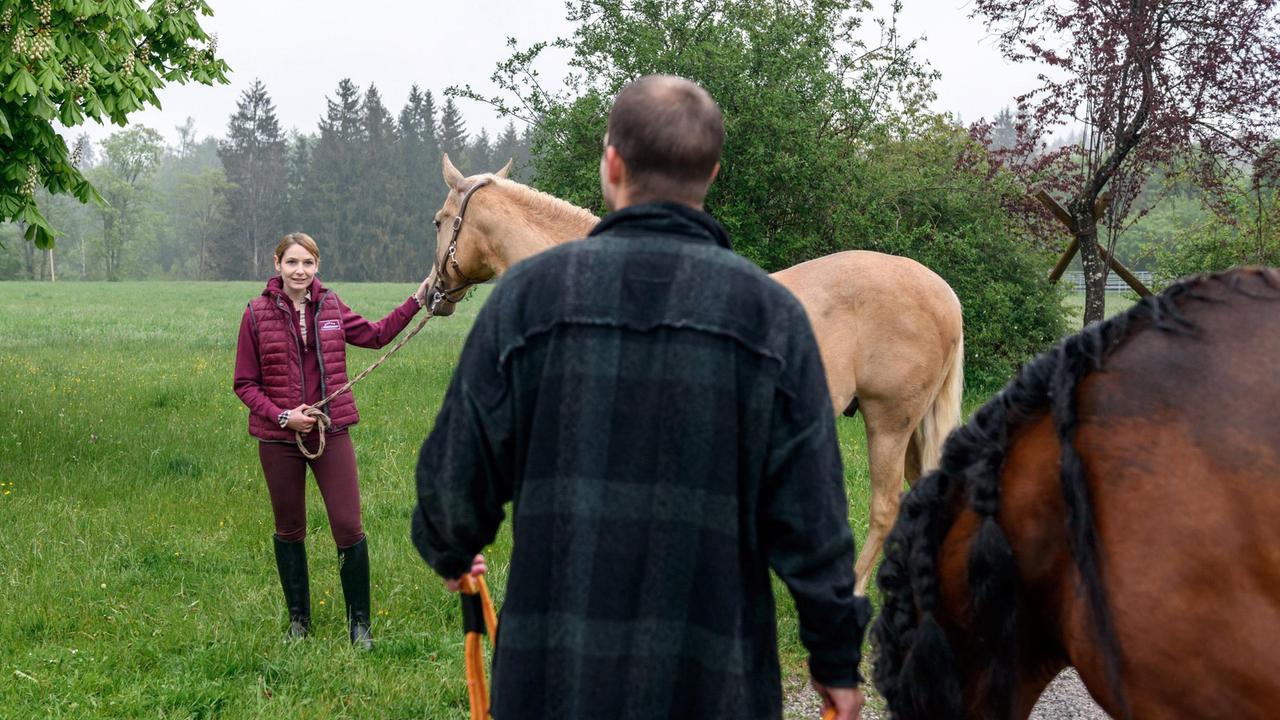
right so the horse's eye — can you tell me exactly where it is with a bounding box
[433,219,442,230]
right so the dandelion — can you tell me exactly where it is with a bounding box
[318,600,326,606]
[99,583,106,589]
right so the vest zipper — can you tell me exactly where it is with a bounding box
[314,290,330,415]
[276,295,306,408]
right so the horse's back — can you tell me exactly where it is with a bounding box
[1070,268,1280,718]
[770,250,962,404]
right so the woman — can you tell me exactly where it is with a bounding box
[234,232,429,650]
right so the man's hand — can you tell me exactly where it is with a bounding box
[811,679,864,720]
[444,554,487,593]
[285,405,316,433]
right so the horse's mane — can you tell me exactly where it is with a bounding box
[872,267,1280,720]
[487,177,600,234]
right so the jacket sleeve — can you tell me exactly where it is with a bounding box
[233,305,286,421]
[411,296,514,580]
[340,296,422,349]
[761,320,871,688]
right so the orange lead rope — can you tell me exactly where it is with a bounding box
[459,575,499,720]
[458,574,836,720]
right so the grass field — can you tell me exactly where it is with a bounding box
[1061,290,1139,325]
[0,281,883,719]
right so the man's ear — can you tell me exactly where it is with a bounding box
[708,162,720,184]
[604,146,627,186]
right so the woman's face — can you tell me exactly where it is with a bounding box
[275,244,318,295]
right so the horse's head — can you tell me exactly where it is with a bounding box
[426,153,513,316]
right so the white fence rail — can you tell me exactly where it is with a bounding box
[1060,269,1153,292]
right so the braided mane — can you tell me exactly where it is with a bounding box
[872,267,1280,720]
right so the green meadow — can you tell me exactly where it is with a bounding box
[0,281,879,719]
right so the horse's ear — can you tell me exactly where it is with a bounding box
[442,154,465,190]
[495,158,513,179]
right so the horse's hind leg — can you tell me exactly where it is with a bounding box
[853,404,914,596]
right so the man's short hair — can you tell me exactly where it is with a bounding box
[607,75,724,205]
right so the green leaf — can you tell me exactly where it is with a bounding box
[30,95,55,120]
[34,224,55,250]
[0,107,10,139]
[0,195,19,219]
[58,100,84,127]
[7,69,35,97]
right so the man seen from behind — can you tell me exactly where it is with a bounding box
[412,74,870,720]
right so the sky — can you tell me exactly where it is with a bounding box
[73,0,1046,147]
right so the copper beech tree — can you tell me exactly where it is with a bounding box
[971,0,1280,325]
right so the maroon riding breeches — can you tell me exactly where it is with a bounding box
[258,430,364,548]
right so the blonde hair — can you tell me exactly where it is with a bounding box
[275,232,320,262]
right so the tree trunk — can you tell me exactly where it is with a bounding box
[1070,198,1108,326]
[104,215,118,282]
[19,222,36,279]
[47,248,54,282]
[199,221,209,280]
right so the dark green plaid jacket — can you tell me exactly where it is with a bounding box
[412,202,869,719]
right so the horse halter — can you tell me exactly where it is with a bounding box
[430,177,493,313]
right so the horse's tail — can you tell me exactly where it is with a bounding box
[911,332,964,478]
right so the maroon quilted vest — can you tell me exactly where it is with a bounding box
[246,279,360,441]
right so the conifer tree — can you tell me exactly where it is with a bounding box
[217,79,286,278]
[397,85,444,275]
[304,79,363,278]
[469,128,493,175]
[494,122,523,180]
[438,98,469,166]
[354,84,398,279]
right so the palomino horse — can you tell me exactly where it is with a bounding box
[873,266,1280,719]
[427,155,964,595]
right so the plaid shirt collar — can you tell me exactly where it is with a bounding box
[590,201,732,250]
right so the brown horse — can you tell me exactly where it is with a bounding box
[872,267,1280,719]
[426,155,965,595]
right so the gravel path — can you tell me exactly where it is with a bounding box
[783,667,1109,719]
[1030,668,1111,720]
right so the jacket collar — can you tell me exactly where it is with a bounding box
[589,201,731,250]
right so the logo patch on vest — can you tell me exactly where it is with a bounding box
[319,319,341,332]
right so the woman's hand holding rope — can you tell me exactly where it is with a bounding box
[283,404,318,433]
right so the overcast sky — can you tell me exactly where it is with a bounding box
[75,0,1044,147]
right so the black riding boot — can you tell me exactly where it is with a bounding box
[338,537,373,651]
[273,535,310,640]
